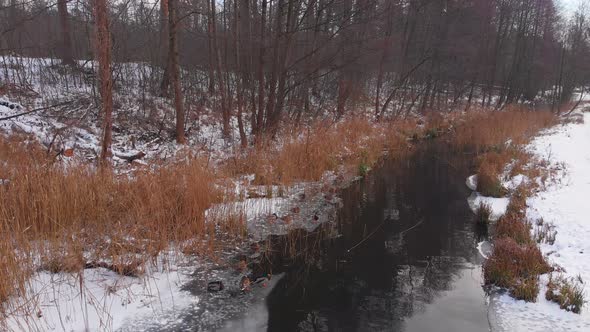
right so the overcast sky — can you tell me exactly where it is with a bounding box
[559,0,585,14]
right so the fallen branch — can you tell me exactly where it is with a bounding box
[115,151,146,163]
[563,87,588,117]
[0,100,74,121]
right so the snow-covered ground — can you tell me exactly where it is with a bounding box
[0,56,239,167]
[490,109,590,331]
[5,252,197,331]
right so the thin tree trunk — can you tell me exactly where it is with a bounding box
[206,0,215,94]
[159,0,171,97]
[58,0,74,66]
[94,0,113,163]
[234,0,247,147]
[210,0,230,138]
[168,0,185,143]
[256,0,268,136]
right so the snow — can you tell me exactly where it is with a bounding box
[490,110,590,331]
[465,174,510,222]
[477,241,492,260]
[503,174,529,191]
[5,252,198,332]
[466,174,478,191]
[467,192,510,222]
[0,57,242,167]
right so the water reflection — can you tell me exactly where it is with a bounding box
[265,144,489,332]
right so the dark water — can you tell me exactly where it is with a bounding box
[145,143,491,332]
[262,144,490,332]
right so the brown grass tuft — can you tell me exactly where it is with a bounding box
[546,274,585,314]
[495,214,532,245]
[475,202,493,225]
[484,238,551,290]
[511,277,540,302]
[477,161,507,197]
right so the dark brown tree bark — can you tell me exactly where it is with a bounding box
[159,0,171,97]
[255,0,268,136]
[234,0,247,147]
[57,0,74,66]
[206,0,215,94]
[93,0,113,163]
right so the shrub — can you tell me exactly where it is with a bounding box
[546,275,585,314]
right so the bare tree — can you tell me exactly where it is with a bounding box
[168,0,185,144]
[57,0,74,65]
[93,0,113,163]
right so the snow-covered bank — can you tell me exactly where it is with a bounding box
[491,110,590,331]
[5,253,197,332]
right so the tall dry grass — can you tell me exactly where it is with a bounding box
[452,105,555,153]
[223,117,414,185]
[0,136,224,317]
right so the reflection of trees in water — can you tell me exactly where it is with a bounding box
[266,144,482,331]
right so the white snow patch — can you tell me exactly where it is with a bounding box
[477,241,492,259]
[466,174,478,191]
[503,174,529,191]
[467,192,509,222]
[5,253,198,332]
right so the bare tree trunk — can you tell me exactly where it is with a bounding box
[267,0,296,133]
[336,77,350,118]
[57,0,74,66]
[234,0,247,147]
[265,0,284,131]
[168,0,185,144]
[206,0,215,94]
[94,0,113,163]
[255,0,268,136]
[210,0,230,138]
[159,0,171,97]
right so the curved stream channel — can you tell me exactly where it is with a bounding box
[221,143,491,331]
[136,142,490,331]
